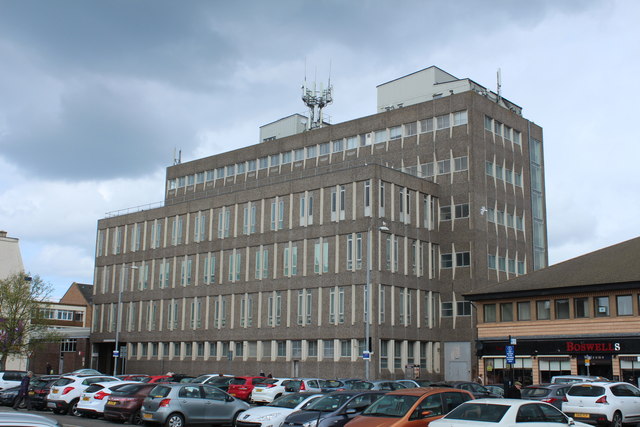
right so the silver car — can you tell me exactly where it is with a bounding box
[141,383,250,427]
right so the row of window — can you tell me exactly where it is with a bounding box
[126,339,440,372]
[484,115,522,145]
[93,288,454,333]
[98,239,443,294]
[486,207,525,232]
[485,161,523,187]
[168,111,470,191]
[41,308,82,322]
[98,182,439,256]
[488,254,526,275]
[483,294,640,323]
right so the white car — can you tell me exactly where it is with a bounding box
[235,392,323,427]
[563,381,640,427]
[431,398,591,427]
[0,371,27,391]
[46,375,119,416]
[251,378,292,404]
[76,381,137,418]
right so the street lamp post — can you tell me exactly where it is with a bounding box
[114,265,137,376]
[365,222,388,380]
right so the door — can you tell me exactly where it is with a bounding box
[445,342,471,381]
[177,386,206,424]
[202,385,234,423]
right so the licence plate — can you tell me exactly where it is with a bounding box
[82,396,90,401]
[574,413,590,418]
[47,402,56,408]
[230,393,236,396]
[143,413,152,419]
[51,388,58,393]
[107,401,117,406]
[28,391,34,396]
[255,388,262,392]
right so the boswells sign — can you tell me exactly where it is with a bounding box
[566,342,621,353]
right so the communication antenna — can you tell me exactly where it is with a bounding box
[301,63,333,130]
[173,148,182,165]
[496,68,502,104]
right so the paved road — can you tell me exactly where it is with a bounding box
[0,407,115,427]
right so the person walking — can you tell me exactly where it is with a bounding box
[45,363,52,375]
[505,381,522,399]
[13,371,33,410]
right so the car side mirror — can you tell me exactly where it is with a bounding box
[226,395,234,402]
[568,418,575,426]
[345,408,357,415]
[421,410,434,417]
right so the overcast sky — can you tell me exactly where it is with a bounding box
[1,0,638,298]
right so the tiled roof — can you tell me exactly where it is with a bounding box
[75,283,94,304]
[465,236,640,300]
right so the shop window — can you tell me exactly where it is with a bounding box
[594,296,609,317]
[617,295,633,316]
[517,302,531,321]
[539,359,571,383]
[555,299,570,319]
[500,303,513,322]
[574,297,589,318]
[537,300,550,320]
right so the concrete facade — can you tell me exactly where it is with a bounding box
[90,67,546,380]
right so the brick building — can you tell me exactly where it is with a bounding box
[91,66,547,380]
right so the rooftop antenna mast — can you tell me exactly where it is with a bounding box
[301,62,333,130]
[496,68,502,104]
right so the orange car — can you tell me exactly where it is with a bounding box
[346,387,473,427]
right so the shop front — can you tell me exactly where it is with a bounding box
[478,337,640,384]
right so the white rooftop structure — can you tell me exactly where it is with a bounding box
[0,230,24,279]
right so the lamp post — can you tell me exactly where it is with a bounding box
[365,222,389,380]
[114,264,137,376]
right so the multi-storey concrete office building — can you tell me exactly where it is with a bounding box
[91,66,547,380]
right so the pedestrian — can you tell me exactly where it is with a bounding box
[259,370,265,377]
[505,381,522,399]
[476,374,484,385]
[13,371,33,410]
[45,363,52,375]
[267,372,273,378]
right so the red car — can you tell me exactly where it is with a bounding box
[140,375,171,384]
[227,376,268,401]
[103,382,156,424]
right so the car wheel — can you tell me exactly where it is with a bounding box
[232,411,243,427]
[69,398,82,417]
[164,413,185,427]
[129,410,143,425]
[611,411,623,427]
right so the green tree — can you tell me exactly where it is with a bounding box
[0,273,57,370]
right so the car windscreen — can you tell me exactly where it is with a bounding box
[149,385,172,398]
[207,377,232,386]
[321,380,343,388]
[522,388,551,398]
[191,375,210,383]
[350,382,373,390]
[85,384,105,393]
[30,379,48,388]
[567,385,605,397]
[111,384,150,396]
[53,378,74,386]
[445,402,510,423]
[256,379,279,386]
[305,394,352,411]
[230,378,247,385]
[269,393,310,408]
[361,394,419,417]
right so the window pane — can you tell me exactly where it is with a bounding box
[595,296,609,317]
[517,302,531,321]
[617,295,633,316]
[555,299,570,319]
[500,303,513,322]
[537,300,550,320]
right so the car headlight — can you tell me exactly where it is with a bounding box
[255,412,281,421]
[302,420,318,427]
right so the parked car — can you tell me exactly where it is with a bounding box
[521,384,570,409]
[551,375,609,384]
[0,412,62,427]
[348,380,407,391]
[347,387,474,427]
[62,369,102,376]
[76,381,137,418]
[46,374,119,415]
[282,390,385,427]
[141,383,250,426]
[236,392,324,427]
[431,399,591,427]
[396,379,441,388]
[284,378,324,394]
[103,382,157,425]
[320,380,346,392]
[227,376,269,401]
[0,370,27,390]
[117,374,150,381]
[485,384,506,397]
[28,375,60,410]
[562,381,640,426]
[0,385,20,406]
[434,381,502,399]
[251,378,292,404]
[140,375,172,384]
[190,374,235,388]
